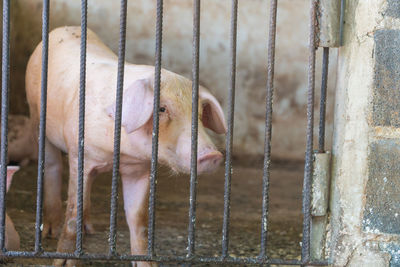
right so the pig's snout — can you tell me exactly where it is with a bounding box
[197,150,223,173]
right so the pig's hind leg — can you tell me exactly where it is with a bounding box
[42,138,63,239]
[27,94,63,238]
[83,168,96,235]
[54,155,96,267]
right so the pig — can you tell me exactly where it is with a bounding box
[25,26,227,266]
[4,166,20,252]
[8,115,37,166]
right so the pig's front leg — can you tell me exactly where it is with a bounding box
[54,155,95,267]
[121,167,157,267]
[43,138,63,238]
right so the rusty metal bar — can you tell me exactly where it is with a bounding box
[221,0,238,258]
[187,0,201,257]
[109,0,128,255]
[302,0,318,264]
[148,0,163,257]
[0,250,329,265]
[75,0,88,255]
[34,0,50,253]
[260,0,278,258]
[0,0,10,252]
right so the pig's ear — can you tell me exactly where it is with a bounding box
[6,166,19,192]
[107,79,154,133]
[199,87,227,134]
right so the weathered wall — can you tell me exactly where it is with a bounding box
[9,0,336,160]
[330,0,400,266]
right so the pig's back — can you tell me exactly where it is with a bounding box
[26,26,154,155]
[26,27,117,152]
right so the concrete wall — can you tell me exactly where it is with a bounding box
[329,0,400,266]
[9,0,337,160]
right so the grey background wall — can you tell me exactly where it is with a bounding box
[9,0,337,160]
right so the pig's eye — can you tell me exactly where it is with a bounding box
[159,107,166,113]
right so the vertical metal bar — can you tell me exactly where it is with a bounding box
[187,0,200,257]
[221,0,238,258]
[302,0,317,264]
[75,0,87,255]
[35,0,50,254]
[259,0,278,259]
[148,0,163,257]
[318,47,329,153]
[0,0,10,252]
[109,0,128,256]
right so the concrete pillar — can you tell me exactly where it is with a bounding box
[330,0,400,266]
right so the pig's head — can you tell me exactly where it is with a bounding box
[107,71,227,174]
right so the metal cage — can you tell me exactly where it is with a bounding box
[0,0,334,265]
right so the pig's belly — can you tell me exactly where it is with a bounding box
[45,117,69,153]
[47,135,68,153]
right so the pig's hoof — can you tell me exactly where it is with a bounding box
[53,258,66,266]
[65,259,78,267]
[54,258,78,267]
[42,222,62,239]
[84,222,95,235]
[133,261,158,267]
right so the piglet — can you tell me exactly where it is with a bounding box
[26,26,227,266]
[7,115,37,166]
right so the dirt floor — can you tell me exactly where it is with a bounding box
[4,158,305,266]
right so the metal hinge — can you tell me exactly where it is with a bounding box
[311,151,331,260]
[317,0,342,47]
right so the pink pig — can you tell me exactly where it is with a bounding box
[25,26,227,266]
[4,166,20,252]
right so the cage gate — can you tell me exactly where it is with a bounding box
[0,0,340,266]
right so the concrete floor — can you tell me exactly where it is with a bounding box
[5,159,305,266]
